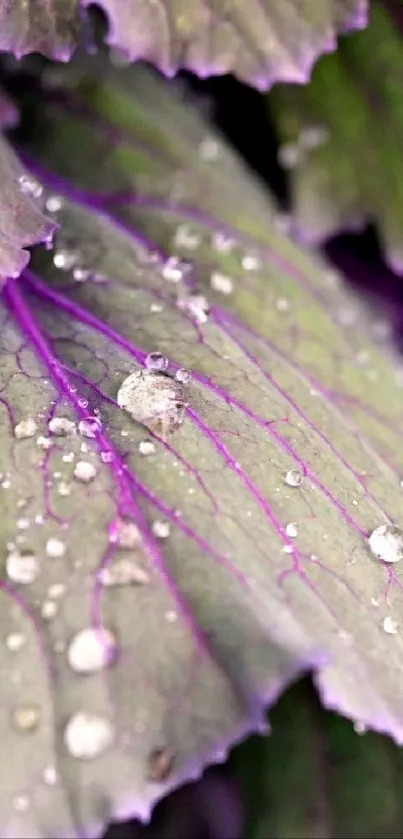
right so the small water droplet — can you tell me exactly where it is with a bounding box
[152,520,170,539]
[41,600,58,620]
[162,256,192,283]
[110,517,142,549]
[368,525,403,563]
[11,703,41,733]
[353,721,367,735]
[173,225,201,250]
[18,174,43,198]
[371,597,380,607]
[177,293,210,323]
[165,609,177,623]
[73,460,97,483]
[73,267,91,283]
[148,748,174,781]
[299,124,329,150]
[6,550,39,584]
[210,271,233,295]
[138,440,156,456]
[277,143,301,169]
[48,417,76,436]
[175,368,191,384]
[45,194,63,213]
[6,632,25,651]
[16,517,30,530]
[46,537,66,558]
[67,627,117,673]
[145,352,168,372]
[117,371,186,439]
[48,583,66,599]
[58,481,71,497]
[64,711,114,759]
[78,416,102,438]
[14,417,37,440]
[53,248,79,270]
[242,253,261,271]
[42,764,58,785]
[98,558,150,587]
[198,137,219,161]
[285,522,298,538]
[100,451,113,464]
[37,435,53,450]
[382,616,398,635]
[212,231,235,253]
[275,297,290,312]
[284,469,302,488]
[13,793,30,812]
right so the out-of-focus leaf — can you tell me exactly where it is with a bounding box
[233,678,403,839]
[0,0,78,60]
[269,3,403,270]
[3,59,403,837]
[0,87,19,129]
[82,0,368,87]
[0,134,54,278]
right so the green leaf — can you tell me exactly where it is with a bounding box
[3,59,403,836]
[269,3,403,269]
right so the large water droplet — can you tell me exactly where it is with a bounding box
[78,416,102,438]
[46,537,66,558]
[368,525,403,563]
[148,748,174,781]
[98,558,150,587]
[6,550,39,584]
[48,417,76,436]
[67,627,117,673]
[117,371,186,438]
[175,368,191,384]
[73,460,97,483]
[11,703,41,733]
[14,418,37,440]
[45,194,63,213]
[145,352,168,372]
[284,469,302,488]
[64,711,114,759]
[18,174,43,199]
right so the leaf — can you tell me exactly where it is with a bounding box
[233,678,403,838]
[0,87,19,129]
[0,135,54,279]
[3,60,403,837]
[82,0,368,87]
[0,0,78,60]
[269,3,403,270]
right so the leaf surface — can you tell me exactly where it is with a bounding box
[2,61,403,837]
[0,0,78,59]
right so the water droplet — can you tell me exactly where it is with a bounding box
[148,748,174,781]
[175,368,191,384]
[152,520,170,539]
[198,137,219,161]
[6,550,39,584]
[18,174,43,198]
[48,417,76,436]
[42,764,58,785]
[45,194,63,213]
[177,293,210,323]
[11,703,41,733]
[210,271,233,295]
[110,517,142,549]
[53,248,79,270]
[117,371,186,439]
[48,583,66,599]
[368,525,403,563]
[242,253,261,271]
[41,600,58,620]
[285,522,298,538]
[100,450,113,463]
[382,616,398,635]
[73,460,97,483]
[173,225,201,250]
[353,721,367,735]
[277,143,301,169]
[64,711,114,759]
[67,627,117,673]
[162,256,192,283]
[138,440,156,456]
[284,469,302,488]
[16,517,30,530]
[275,297,290,312]
[6,632,25,651]
[299,124,329,150]
[98,558,150,587]
[165,609,177,623]
[37,435,53,450]
[145,352,168,372]
[78,416,102,438]
[46,537,66,558]
[14,417,37,439]
[13,793,30,812]
[212,231,235,253]
[73,267,91,282]
[58,481,71,497]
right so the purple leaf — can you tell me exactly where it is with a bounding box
[82,0,368,87]
[0,135,54,278]
[2,61,403,837]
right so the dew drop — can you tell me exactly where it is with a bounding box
[46,537,66,558]
[53,248,79,270]
[110,517,142,549]
[285,522,298,538]
[152,519,170,539]
[78,416,102,438]
[242,253,261,271]
[212,231,235,253]
[368,525,403,563]
[41,600,58,620]
[37,435,53,450]
[198,137,219,161]
[64,711,114,759]
[6,550,39,584]
[177,292,210,323]
[67,627,117,673]
[284,469,302,488]
[6,632,25,651]
[175,368,191,384]
[148,748,174,782]
[382,616,398,635]
[277,143,301,169]
[138,440,156,456]
[354,721,367,736]
[48,417,76,437]
[74,460,97,483]
[162,256,192,283]
[42,764,58,786]
[45,194,63,213]
[275,297,290,312]
[299,124,329,150]
[13,793,30,813]
[117,371,186,438]
[145,352,168,372]
[11,703,41,733]
[14,417,37,440]
[48,583,66,599]
[100,451,113,464]
[98,558,150,587]
[18,174,43,198]
[210,271,233,295]
[73,267,91,283]
[173,225,201,251]
[58,481,71,497]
